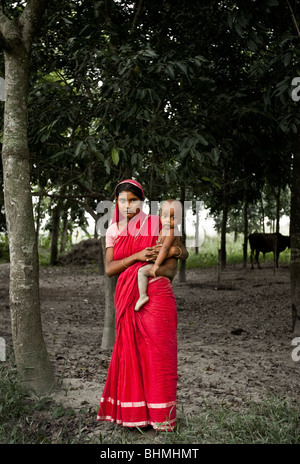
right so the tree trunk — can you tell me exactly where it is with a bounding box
[50,186,65,265]
[217,249,222,286]
[1,12,54,393]
[50,202,60,265]
[98,234,105,275]
[178,186,186,283]
[221,191,228,270]
[290,140,300,335]
[260,192,265,233]
[275,184,281,234]
[195,205,199,255]
[243,195,248,268]
[100,236,116,349]
[35,193,42,243]
[60,211,68,254]
[234,229,238,242]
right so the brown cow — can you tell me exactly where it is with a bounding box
[248,233,290,269]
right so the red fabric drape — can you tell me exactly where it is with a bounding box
[97,213,178,431]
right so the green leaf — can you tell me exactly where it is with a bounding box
[165,64,175,79]
[111,148,119,166]
[197,134,209,146]
[75,141,84,157]
[104,158,111,174]
[52,406,65,418]
[202,177,221,189]
[248,40,258,52]
[165,170,170,184]
[104,181,112,190]
[177,61,188,75]
[131,153,138,166]
[284,53,292,67]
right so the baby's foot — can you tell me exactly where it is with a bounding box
[134,296,149,311]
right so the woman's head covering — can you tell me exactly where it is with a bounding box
[112,179,144,224]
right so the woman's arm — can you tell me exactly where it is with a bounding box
[105,247,155,277]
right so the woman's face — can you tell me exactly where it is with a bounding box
[117,191,142,222]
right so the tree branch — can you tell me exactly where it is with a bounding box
[286,0,300,38]
[102,0,113,27]
[32,190,107,202]
[32,190,105,222]
[19,0,49,49]
[0,10,20,51]
[132,0,146,30]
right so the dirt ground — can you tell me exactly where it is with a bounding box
[1,253,300,442]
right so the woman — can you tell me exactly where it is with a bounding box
[97,179,188,431]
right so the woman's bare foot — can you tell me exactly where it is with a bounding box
[134,295,149,311]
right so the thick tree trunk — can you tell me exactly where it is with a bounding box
[0,1,54,393]
[2,45,54,393]
[290,142,300,335]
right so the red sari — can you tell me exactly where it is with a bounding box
[97,211,178,431]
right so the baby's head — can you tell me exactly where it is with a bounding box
[160,199,182,230]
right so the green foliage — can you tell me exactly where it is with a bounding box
[185,234,291,269]
[2,0,297,245]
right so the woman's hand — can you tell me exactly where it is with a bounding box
[133,245,162,263]
[144,244,162,262]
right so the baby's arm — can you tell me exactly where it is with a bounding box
[149,232,175,277]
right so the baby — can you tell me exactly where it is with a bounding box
[134,199,182,311]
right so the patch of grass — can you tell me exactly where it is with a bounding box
[91,393,300,445]
[163,394,300,444]
[0,355,93,444]
[0,357,43,444]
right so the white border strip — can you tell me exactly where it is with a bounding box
[100,397,176,409]
[97,415,176,430]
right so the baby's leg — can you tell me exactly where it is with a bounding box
[134,264,152,311]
